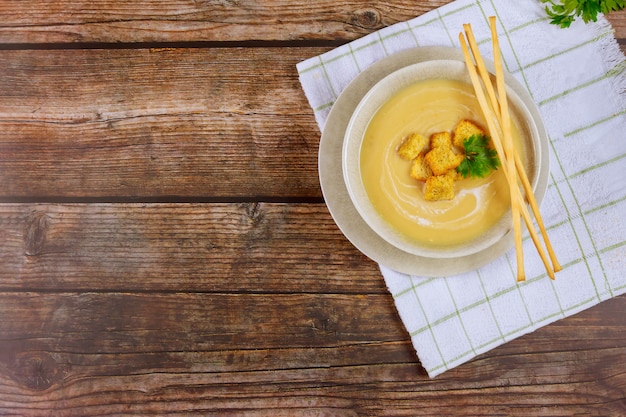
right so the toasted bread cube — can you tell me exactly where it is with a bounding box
[424,174,455,201]
[426,131,463,175]
[453,119,486,149]
[410,155,433,181]
[430,131,453,149]
[397,133,429,160]
[443,168,459,181]
[424,146,464,176]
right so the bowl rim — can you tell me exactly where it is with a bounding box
[341,58,542,258]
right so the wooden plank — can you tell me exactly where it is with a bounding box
[0,0,452,44]
[0,292,623,415]
[607,9,626,38]
[0,1,624,44]
[0,203,383,292]
[0,47,326,199]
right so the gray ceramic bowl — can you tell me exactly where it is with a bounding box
[342,59,546,259]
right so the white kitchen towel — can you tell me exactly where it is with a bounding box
[297,0,626,378]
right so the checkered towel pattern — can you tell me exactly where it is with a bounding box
[297,0,626,377]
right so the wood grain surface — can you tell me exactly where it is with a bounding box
[0,48,322,199]
[0,1,452,44]
[0,203,377,292]
[0,1,624,415]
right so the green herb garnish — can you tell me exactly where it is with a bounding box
[456,134,500,179]
[541,0,625,28]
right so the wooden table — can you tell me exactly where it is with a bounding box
[0,2,624,415]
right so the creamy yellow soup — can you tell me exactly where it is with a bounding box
[360,78,526,248]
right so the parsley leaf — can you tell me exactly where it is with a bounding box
[602,0,626,13]
[456,134,501,179]
[541,0,624,28]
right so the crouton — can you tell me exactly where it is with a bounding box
[443,168,459,181]
[430,131,453,149]
[453,119,486,149]
[424,142,463,176]
[424,173,455,201]
[410,155,433,181]
[397,133,428,160]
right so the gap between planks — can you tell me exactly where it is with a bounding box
[0,39,346,51]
